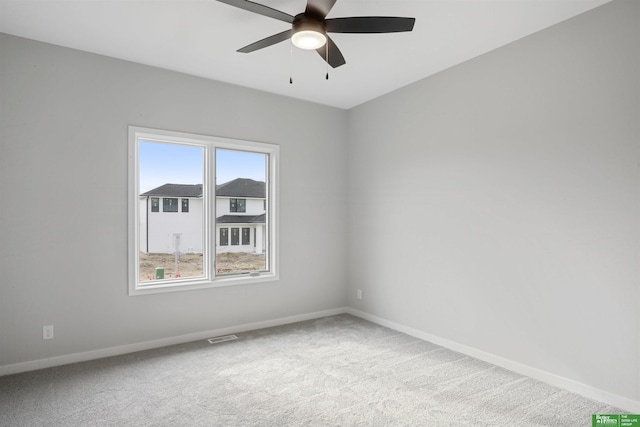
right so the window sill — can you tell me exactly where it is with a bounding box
[128,272,279,296]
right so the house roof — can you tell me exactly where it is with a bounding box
[216,178,265,199]
[141,184,202,198]
[216,214,265,224]
[141,178,265,198]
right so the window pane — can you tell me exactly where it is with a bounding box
[228,198,247,212]
[163,198,178,212]
[215,148,268,275]
[138,141,204,283]
[230,228,239,245]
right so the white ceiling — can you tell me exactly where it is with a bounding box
[0,0,612,109]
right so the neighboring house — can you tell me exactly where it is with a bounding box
[215,178,267,254]
[139,178,266,254]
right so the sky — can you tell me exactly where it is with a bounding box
[139,141,266,193]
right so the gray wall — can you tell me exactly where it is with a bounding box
[0,33,348,367]
[347,0,639,401]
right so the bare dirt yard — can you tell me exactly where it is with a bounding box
[139,252,266,281]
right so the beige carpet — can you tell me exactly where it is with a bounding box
[0,314,623,426]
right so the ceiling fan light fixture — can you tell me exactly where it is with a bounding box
[291,14,327,50]
[292,30,327,50]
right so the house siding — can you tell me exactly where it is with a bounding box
[141,197,203,253]
[140,193,266,254]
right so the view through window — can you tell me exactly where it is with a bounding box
[215,148,268,275]
[130,127,277,295]
[138,141,205,282]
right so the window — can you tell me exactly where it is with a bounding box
[129,126,278,296]
[230,198,246,213]
[230,228,239,245]
[163,198,179,212]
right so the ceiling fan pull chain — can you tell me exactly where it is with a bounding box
[290,42,294,84]
[325,42,329,80]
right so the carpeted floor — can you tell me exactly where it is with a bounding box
[0,314,623,426]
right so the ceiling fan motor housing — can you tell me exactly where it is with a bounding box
[293,13,327,34]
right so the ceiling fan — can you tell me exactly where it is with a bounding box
[216,0,416,68]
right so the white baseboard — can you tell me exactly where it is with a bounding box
[0,307,348,377]
[346,307,640,414]
[4,306,639,413]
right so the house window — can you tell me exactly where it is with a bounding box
[129,126,279,296]
[163,198,179,212]
[230,228,240,245]
[230,198,246,213]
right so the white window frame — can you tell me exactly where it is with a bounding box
[128,126,279,296]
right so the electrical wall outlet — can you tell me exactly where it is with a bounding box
[357,289,362,300]
[43,325,54,340]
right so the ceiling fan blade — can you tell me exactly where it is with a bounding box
[237,30,292,53]
[316,36,346,68]
[216,0,294,23]
[305,0,337,18]
[326,17,415,33]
